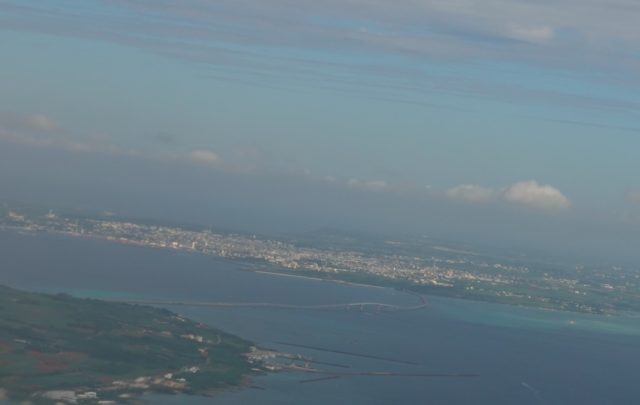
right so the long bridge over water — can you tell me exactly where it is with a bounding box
[120,293,427,312]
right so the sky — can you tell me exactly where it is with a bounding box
[0,0,639,261]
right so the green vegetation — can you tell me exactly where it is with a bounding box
[0,285,260,404]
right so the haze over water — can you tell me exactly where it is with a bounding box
[2,231,640,405]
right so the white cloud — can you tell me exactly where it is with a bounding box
[504,180,571,210]
[7,1,640,112]
[0,127,131,157]
[0,112,58,132]
[445,180,571,210]
[25,114,58,131]
[347,178,388,192]
[627,191,640,204]
[446,184,496,203]
[187,149,220,165]
[507,24,555,43]
[0,121,231,172]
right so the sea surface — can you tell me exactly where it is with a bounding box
[1,231,640,404]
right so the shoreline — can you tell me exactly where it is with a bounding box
[253,269,386,290]
[1,228,637,323]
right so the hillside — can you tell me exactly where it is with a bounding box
[0,285,259,404]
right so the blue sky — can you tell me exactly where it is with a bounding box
[1,0,639,258]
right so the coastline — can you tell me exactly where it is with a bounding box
[1,228,637,325]
[253,269,386,289]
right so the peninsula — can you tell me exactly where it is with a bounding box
[0,285,263,404]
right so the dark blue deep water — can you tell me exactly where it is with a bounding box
[1,231,640,404]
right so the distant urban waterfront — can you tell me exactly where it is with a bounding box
[3,204,639,314]
[2,231,640,404]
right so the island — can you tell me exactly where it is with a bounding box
[0,285,264,404]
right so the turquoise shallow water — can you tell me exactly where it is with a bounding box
[432,294,640,337]
[2,231,640,404]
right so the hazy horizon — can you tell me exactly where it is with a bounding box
[1,1,639,263]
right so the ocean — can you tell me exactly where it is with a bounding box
[1,231,639,404]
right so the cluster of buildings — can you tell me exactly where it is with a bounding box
[3,209,638,313]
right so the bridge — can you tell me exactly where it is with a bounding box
[119,292,427,312]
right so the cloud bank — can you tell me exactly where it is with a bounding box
[0,112,228,171]
[26,114,58,132]
[187,149,221,166]
[504,180,571,210]
[347,178,388,192]
[0,112,59,133]
[627,191,640,205]
[2,0,639,111]
[446,184,496,204]
[447,180,571,210]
